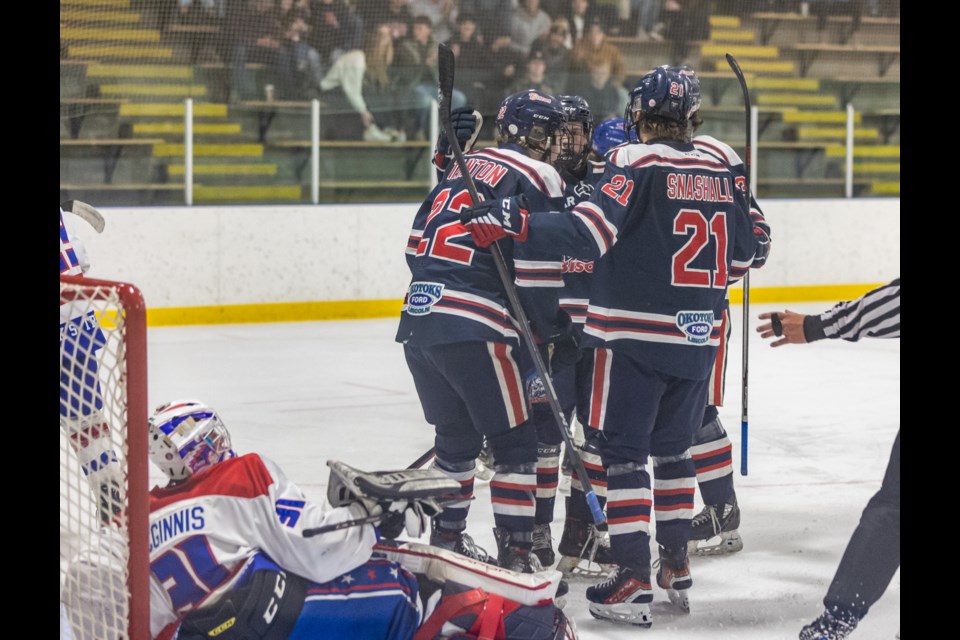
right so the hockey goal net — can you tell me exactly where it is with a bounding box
[60,275,149,640]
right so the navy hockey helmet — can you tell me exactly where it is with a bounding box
[591,116,634,157]
[496,90,568,159]
[556,95,594,169]
[625,65,702,134]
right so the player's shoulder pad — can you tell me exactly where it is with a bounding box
[474,147,565,198]
[693,135,744,168]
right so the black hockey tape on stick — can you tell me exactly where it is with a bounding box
[438,43,605,526]
[770,313,783,337]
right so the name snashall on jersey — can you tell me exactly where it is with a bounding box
[150,506,206,552]
[666,173,735,203]
[447,158,509,188]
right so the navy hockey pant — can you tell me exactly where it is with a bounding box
[405,342,538,539]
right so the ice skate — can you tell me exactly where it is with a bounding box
[532,522,556,567]
[585,564,653,627]
[430,528,495,564]
[555,508,615,580]
[688,495,743,556]
[655,545,692,613]
[494,527,568,598]
[799,608,859,640]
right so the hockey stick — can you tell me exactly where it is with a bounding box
[61,200,105,233]
[408,447,436,470]
[726,53,751,477]
[303,512,382,537]
[438,43,605,525]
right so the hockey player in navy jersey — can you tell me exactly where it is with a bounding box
[396,90,572,576]
[680,66,771,557]
[521,95,617,575]
[461,66,763,627]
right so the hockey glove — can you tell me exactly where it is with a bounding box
[751,222,771,268]
[326,461,454,539]
[460,195,530,248]
[433,106,483,172]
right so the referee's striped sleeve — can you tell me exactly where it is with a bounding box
[815,279,900,342]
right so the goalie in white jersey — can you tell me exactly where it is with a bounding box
[62,400,573,640]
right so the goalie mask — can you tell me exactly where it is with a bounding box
[148,400,235,481]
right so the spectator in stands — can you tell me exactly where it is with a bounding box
[362,23,406,138]
[394,15,466,138]
[308,0,364,66]
[485,34,527,113]
[364,0,413,41]
[570,17,625,91]
[662,0,709,65]
[572,60,626,124]
[276,0,324,99]
[448,14,491,102]
[510,0,553,55]
[409,0,459,44]
[566,0,594,44]
[471,0,514,44]
[229,0,283,101]
[531,19,573,93]
[631,0,665,40]
[506,50,555,96]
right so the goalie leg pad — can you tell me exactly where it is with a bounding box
[415,581,573,640]
[375,541,562,607]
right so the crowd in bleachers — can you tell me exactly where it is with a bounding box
[75,0,898,142]
[161,0,727,140]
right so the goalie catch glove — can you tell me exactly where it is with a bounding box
[460,195,530,248]
[433,105,483,172]
[326,461,457,539]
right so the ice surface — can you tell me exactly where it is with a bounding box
[147,302,900,639]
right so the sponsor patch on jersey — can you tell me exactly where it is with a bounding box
[525,371,547,404]
[407,282,445,316]
[676,310,714,345]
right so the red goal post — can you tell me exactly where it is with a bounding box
[60,275,149,639]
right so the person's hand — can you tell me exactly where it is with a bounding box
[460,195,530,247]
[757,310,808,347]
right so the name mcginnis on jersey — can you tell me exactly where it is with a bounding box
[150,506,205,551]
[666,173,735,203]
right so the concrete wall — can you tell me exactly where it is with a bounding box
[74,198,899,321]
